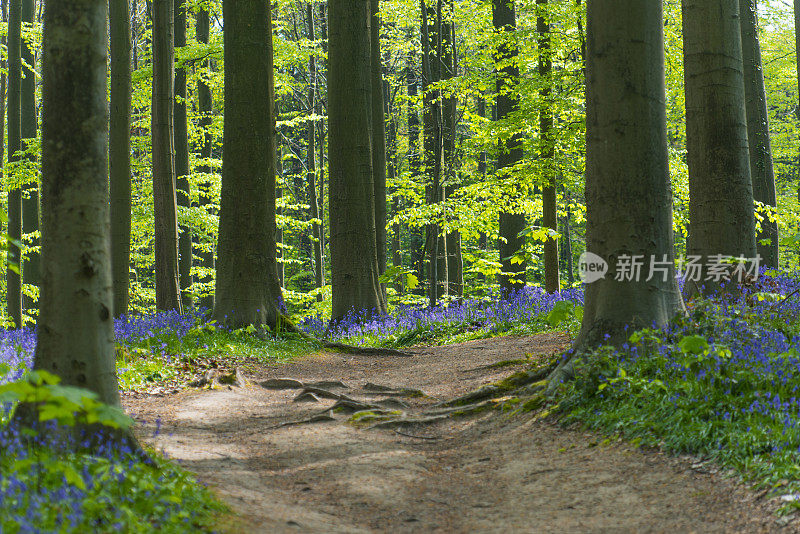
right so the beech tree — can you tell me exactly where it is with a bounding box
[740,0,778,268]
[175,0,192,307]
[493,0,525,294]
[152,0,182,312]
[7,0,21,327]
[214,0,286,328]
[33,0,121,406]
[548,0,684,386]
[683,0,756,294]
[195,2,214,312]
[110,0,132,317]
[20,0,37,310]
[328,0,386,321]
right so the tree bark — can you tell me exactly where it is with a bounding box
[407,49,425,294]
[33,0,120,406]
[328,0,386,321]
[549,1,685,389]
[307,2,324,302]
[493,0,526,295]
[110,0,132,318]
[683,0,756,295]
[214,0,285,329]
[370,0,387,286]
[740,0,778,268]
[195,3,214,312]
[7,0,21,327]
[174,0,192,308]
[538,0,559,294]
[20,0,38,312]
[151,0,181,311]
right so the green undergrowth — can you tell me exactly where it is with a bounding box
[117,324,317,394]
[552,295,800,514]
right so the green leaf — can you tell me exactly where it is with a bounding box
[678,335,709,355]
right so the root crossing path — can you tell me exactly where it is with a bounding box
[124,333,787,533]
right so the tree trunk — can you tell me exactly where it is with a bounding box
[538,0,559,294]
[421,0,444,306]
[33,0,120,406]
[477,95,488,283]
[683,0,756,295]
[329,0,386,321]
[7,0,21,327]
[740,0,778,268]
[21,0,38,312]
[407,50,425,294]
[493,0,526,295]
[214,0,285,329]
[110,0,132,318]
[370,0,387,285]
[307,2,324,302]
[174,0,192,308]
[195,3,214,312]
[152,0,181,312]
[549,1,684,390]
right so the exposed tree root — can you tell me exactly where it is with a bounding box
[276,410,335,428]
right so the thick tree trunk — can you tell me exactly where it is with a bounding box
[538,0,559,294]
[195,4,214,312]
[493,0,526,295]
[549,1,685,389]
[370,0,387,285]
[21,0,38,312]
[110,0,132,318]
[174,0,192,308]
[7,0,21,327]
[214,0,285,329]
[307,2,324,302]
[33,0,120,406]
[740,0,778,268]
[152,0,182,311]
[329,0,386,321]
[683,0,756,295]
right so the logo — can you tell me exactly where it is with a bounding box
[579,252,608,283]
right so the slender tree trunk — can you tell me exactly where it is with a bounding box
[329,0,385,321]
[407,50,425,294]
[20,0,38,312]
[33,0,120,407]
[493,0,526,295]
[683,0,756,295]
[195,3,214,312]
[549,1,685,388]
[174,0,192,308]
[307,2,324,302]
[740,0,778,268]
[152,0,181,311]
[421,0,444,306]
[477,95,488,283]
[7,0,21,327]
[215,0,285,328]
[538,0,559,294]
[370,0,387,287]
[110,0,132,318]
[276,144,285,289]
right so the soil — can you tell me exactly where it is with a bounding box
[123,332,796,533]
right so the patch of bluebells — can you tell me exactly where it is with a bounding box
[300,285,585,345]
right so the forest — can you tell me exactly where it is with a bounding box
[3,0,800,531]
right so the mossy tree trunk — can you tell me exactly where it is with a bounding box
[214,0,286,329]
[683,0,756,295]
[328,0,386,321]
[549,0,685,388]
[33,0,120,406]
[110,0,132,318]
[152,0,181,312]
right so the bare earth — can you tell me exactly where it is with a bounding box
[123,333,795,533]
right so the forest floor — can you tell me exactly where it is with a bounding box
[122,333,792,533]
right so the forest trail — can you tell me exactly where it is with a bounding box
[123,334,786,533]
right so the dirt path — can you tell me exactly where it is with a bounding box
[124,333,791,533]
